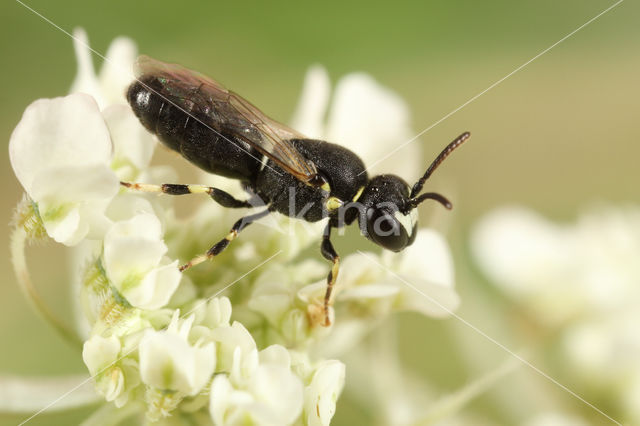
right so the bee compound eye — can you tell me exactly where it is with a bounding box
[366,208,409,252]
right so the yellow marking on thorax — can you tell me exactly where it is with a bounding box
[352,186,365,202]
[326,196,343,211]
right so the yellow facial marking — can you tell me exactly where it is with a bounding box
[321,182,331,193]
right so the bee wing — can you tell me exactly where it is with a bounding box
[135,55,318,182]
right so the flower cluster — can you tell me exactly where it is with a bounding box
[8,29,459,424]
[472,205,640,423]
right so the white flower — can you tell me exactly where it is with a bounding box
[82,334,138,407]
[82,335,122,399]
[472,205,640,422]
[139,312,215,396]
[103,212,181,310]
[303,360,345,426]
[291,65,422,181]
[69,27,158,183]
[209,345,304,426]
[308,228,459,320]
[211,321,258,373]
[471,206,640,325]
[9,94,119,245]
[381,228,459,317]
[248,260,327,340]
[70,27,137,108]
[103,104,156,180]
[189,296,233,330]
[562,310,640,423]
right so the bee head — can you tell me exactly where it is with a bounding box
[357,132,470,252]
[357,175,420,252]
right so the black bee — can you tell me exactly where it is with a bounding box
[124,56,470,326]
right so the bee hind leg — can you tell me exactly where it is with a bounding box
[120,181,254,208]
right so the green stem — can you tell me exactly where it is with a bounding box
[10,226,83,348]
[416,355,521,425]
[80,401,143,426]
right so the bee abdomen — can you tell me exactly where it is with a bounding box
[127,78,262,183]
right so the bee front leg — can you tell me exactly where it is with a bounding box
[179,208,271,271]
[120,181,253,208]
[311,224,340,327]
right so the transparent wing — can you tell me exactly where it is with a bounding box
[135,55,318,182]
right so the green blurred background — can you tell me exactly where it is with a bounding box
[1,0,638,424]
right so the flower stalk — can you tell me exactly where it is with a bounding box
[10,219,83,348]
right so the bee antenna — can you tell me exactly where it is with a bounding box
[406,192,452,212]
[410,131,471,198]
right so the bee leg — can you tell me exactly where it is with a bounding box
[179,208,271,271]
[120,181,253,208]
[315,224,339,327]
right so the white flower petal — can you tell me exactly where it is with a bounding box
[200,297,233,329]
[32,165,119,204]
[106,211,162,241]
[387,228,454,288]
[104,238,166,284]
[394,276,460,318]
[41,206,85,246]
[471,206,572,297]
[290,65,331,139]
[209,375,234,425]
[102,368,125,402]
[383,230,461,316]
[105,193,156,222]
[139,329,215,395]
[248,365,304,425]
[103,213,179,308]
[69,28,104,106]
[259,345,291,369]
[229,347,260,389]
[122,260,181,310]
[103,212,167,284]
[103,104,155,176]
[304,360,345,426]
[249,292,293,326]
[9,94,112,196]
[70,28,137,109]
[325,73,421,180]
[32,164,119,246]
[210,375,259,425]
[82,335,121,374]
[29,164,118,245]
[99,36,137,106]
[212,322,258,373]
[297,281,326,304]
[337,252,385,290]
[339,284,399,301]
